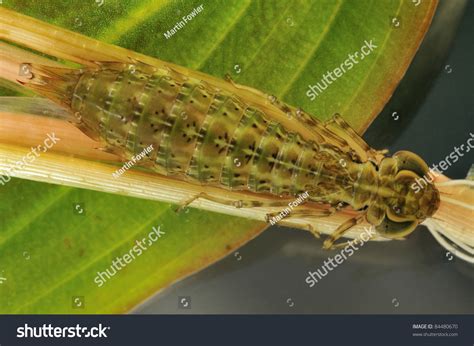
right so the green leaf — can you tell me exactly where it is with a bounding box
[0,0,436,313]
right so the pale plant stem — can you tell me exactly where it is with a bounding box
[0,140,381,240]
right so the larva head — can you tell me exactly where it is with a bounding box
[374,151,440,239]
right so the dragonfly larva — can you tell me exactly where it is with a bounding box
[21,60,440,249]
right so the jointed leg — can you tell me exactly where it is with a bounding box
[174,192,296,213]
[265,206,335,221]
[265,205,338,240]
[224,74,269,99]
[325,114,388,164]
[326,231,376,250]
[323,213,365,250]
[277,220,321,238]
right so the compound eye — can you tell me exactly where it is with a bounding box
[375,216,418,239]
[392,151,429,177]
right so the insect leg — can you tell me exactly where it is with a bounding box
[224,74,270,98]
[265,206,337,239]
[325,114,387,163]
[326,232,376,250]
[276,220,321,238]
[322,213,365,250]
[174,192,295,213]
[265,207,335,221]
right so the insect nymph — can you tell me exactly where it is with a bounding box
[24,60,440,249]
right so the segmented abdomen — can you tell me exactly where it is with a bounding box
[70,63,352,199]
